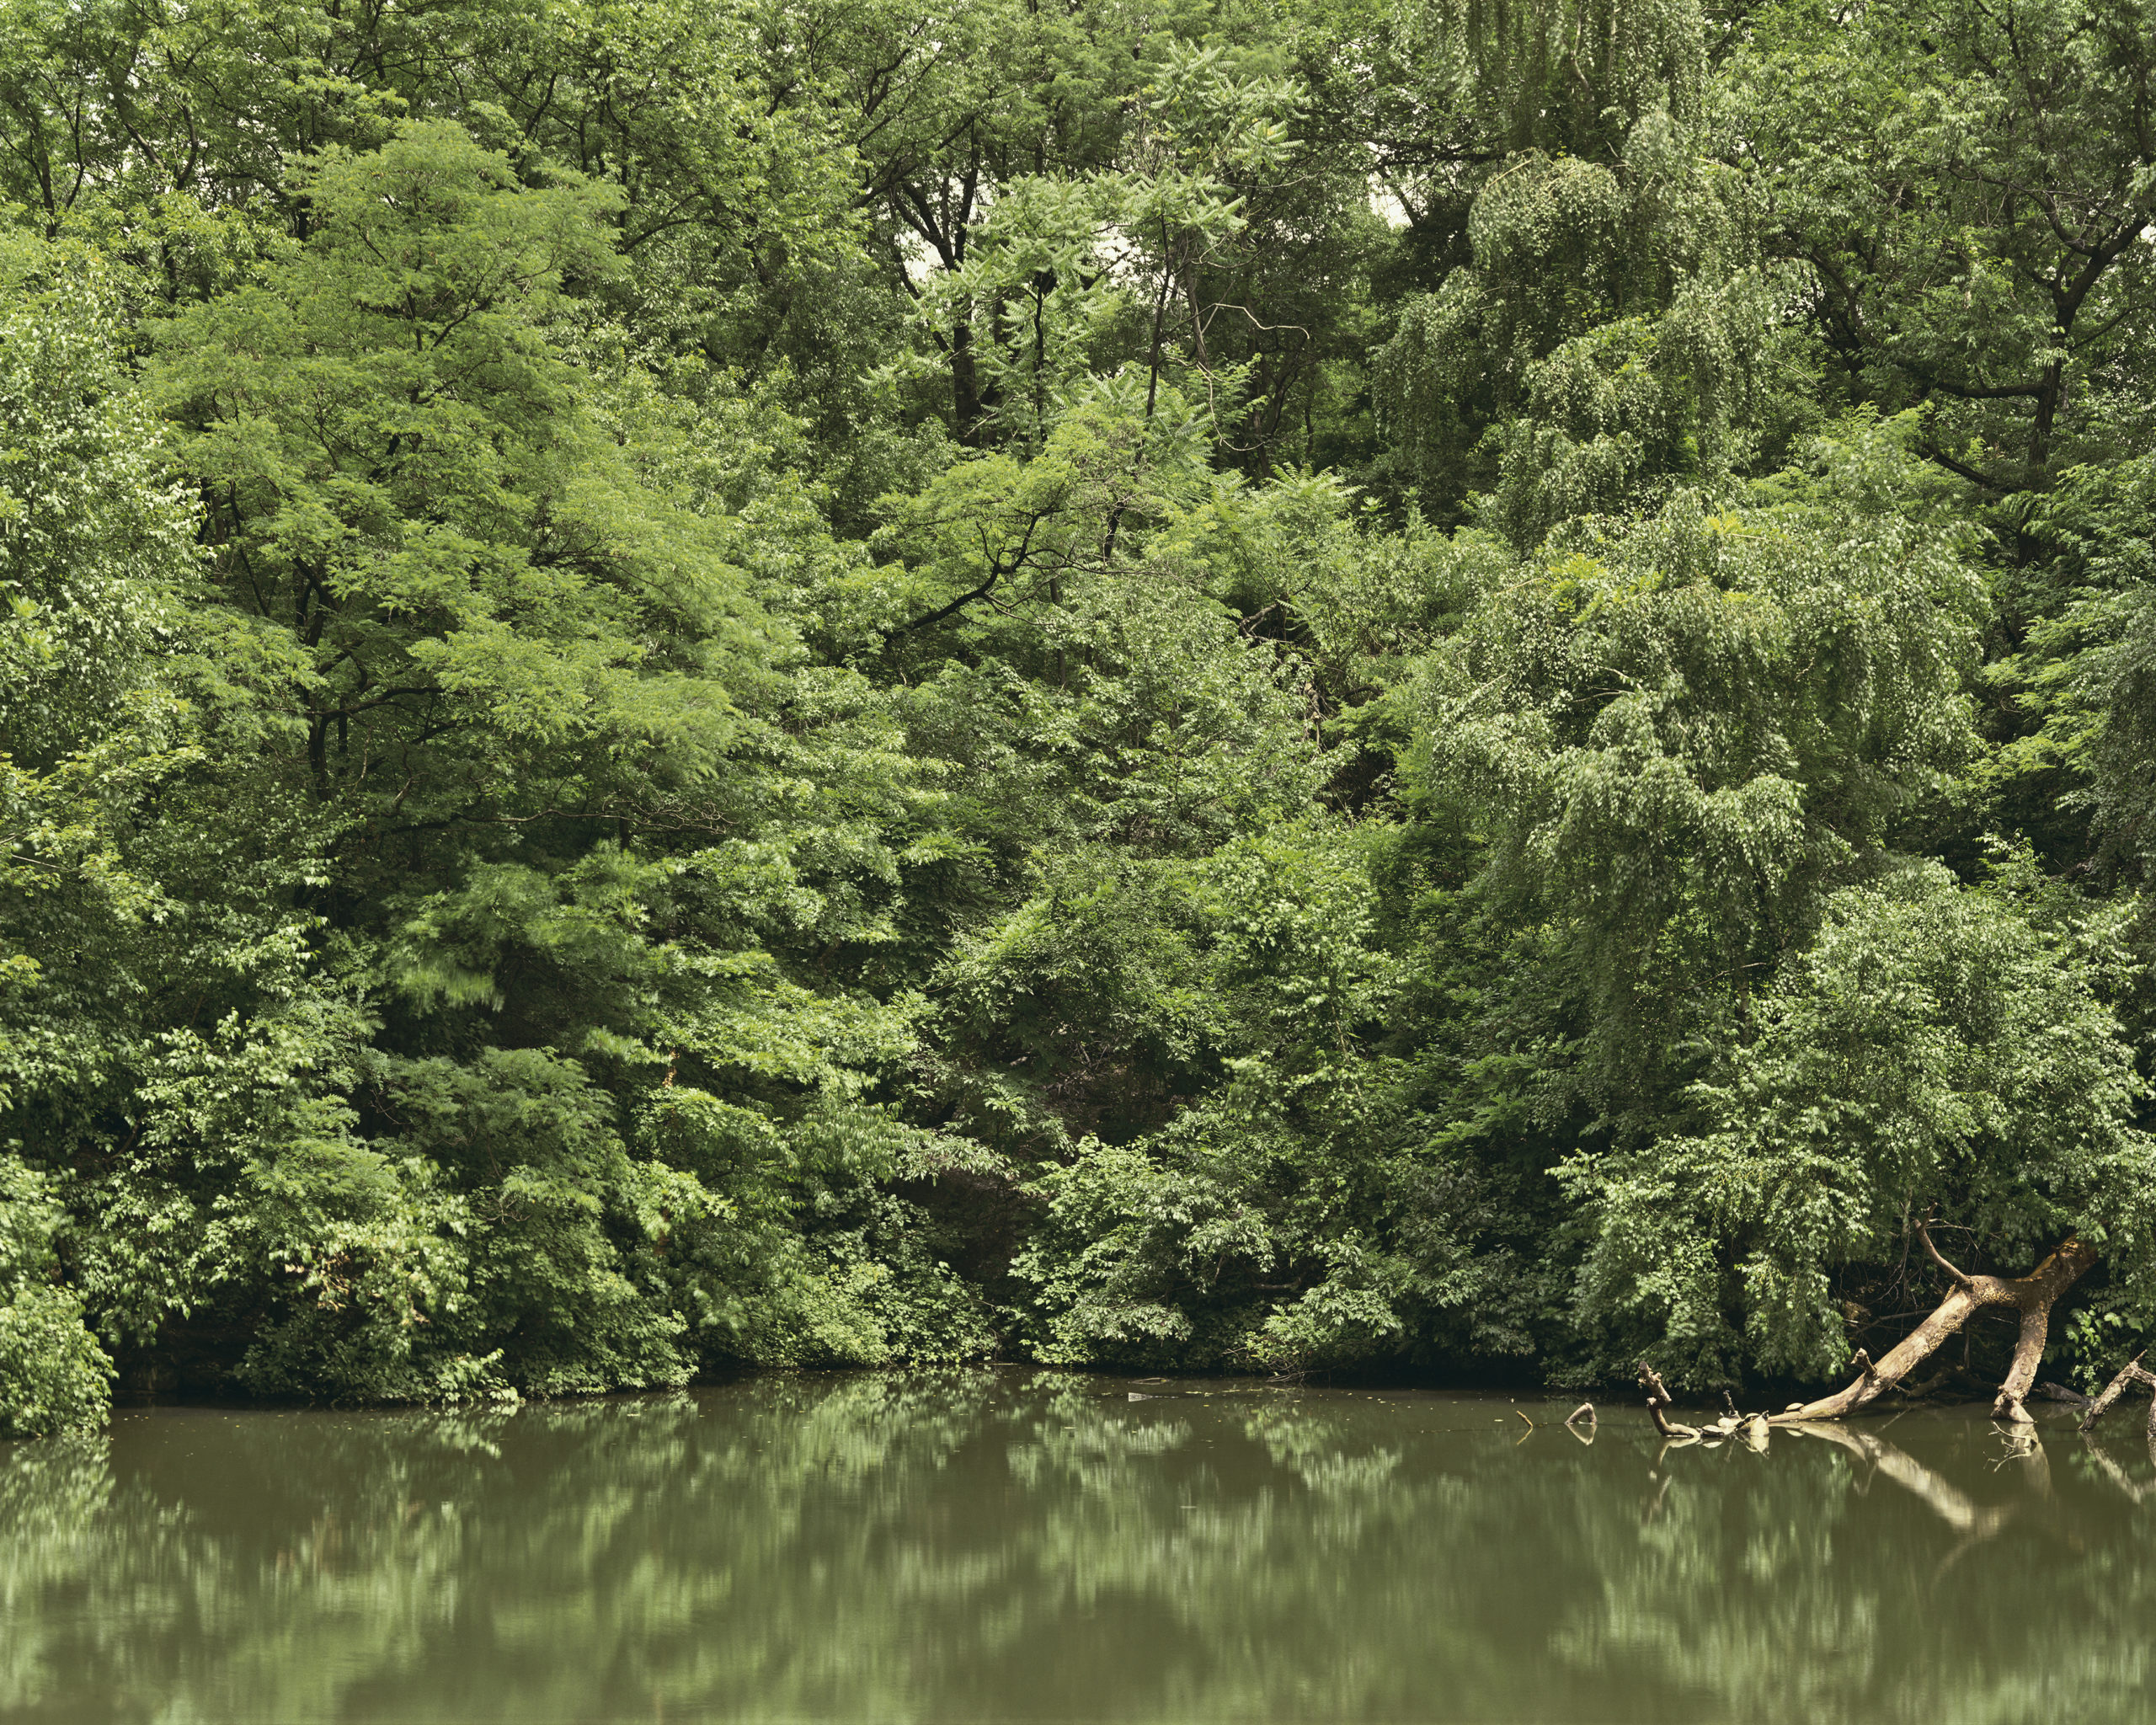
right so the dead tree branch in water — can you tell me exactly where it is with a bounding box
[2076,1352,2156,1444]
[1770,1231,2098,1426]
[1636,1363,1700,1441]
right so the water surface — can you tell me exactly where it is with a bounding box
[2,1370,2151,1722]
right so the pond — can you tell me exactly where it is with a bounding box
[1,1370,2150,1722]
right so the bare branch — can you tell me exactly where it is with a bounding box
[1916,1218,1974,1289]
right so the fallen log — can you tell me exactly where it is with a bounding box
[1769,1230,2097,1426]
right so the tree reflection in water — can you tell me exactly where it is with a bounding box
[0,1372,2151,1723]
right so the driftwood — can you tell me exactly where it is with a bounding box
[1636,1362,1780,1449]
[1636,1363,1701,1441]
[1770,1230,2097,1425]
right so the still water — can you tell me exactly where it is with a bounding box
[2,1370,2151,1723]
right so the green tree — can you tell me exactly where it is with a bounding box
[1737,0,2156,491]
[1408,419,1986,1130]
[0,233,195,1431]
[1375,101,1812,539]
[1571,856,2156,1385]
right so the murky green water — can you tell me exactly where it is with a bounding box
[2,1370,2151,1723]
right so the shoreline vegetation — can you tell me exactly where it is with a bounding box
[5,0,2156,1439]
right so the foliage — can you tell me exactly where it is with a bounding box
[1732,0,2156,489]
[0,0,2154,1416]
[1409,419,1988,1129]
[1374,109,1813,537]
[1571,855,2156,1381]
[0,1157,112,1436]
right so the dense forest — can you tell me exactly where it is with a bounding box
[2,0,2154,1437]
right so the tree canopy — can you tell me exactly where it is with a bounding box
[3,0,2155,1434]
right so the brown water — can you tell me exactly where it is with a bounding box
[1,1370,2151,1722]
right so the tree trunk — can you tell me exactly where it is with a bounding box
[1770,1231,2097,1426]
